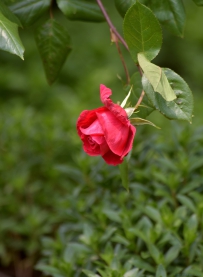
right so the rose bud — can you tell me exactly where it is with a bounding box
[77,85,136,165]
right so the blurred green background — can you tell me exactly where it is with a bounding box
[1,0,203,276]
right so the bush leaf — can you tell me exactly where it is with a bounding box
[0,2,22,27]
[114,0,136,17]
[156,264,167,277]
[142,68,193,122]
[192,0,203,6]
[0,12,24,59]
[149,0,185,37]
[3,0,50,27]
[56,0,104,22]
[138,53,176,101]
[35,19,72,85]
[123,1,162,62]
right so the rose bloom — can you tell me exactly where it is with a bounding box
[77,85,136,165]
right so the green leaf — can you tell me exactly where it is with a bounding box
[192,0,203,6]
[138,53,176,101]
[0,2,22,27]
[124,268,139,277]
[131,257,155,273]
[164,245,181,266]
[177,195,196,212]
[102,209,121,223]
[36,264,64,276]
[83,269,100,277]
[35,19,72,85]
[183,214,198,245]
[183,266,203,277]
[156,265,167,277]
[114,0,136,17]
[56,0,104,22]
[3,0,50,27]
[0,12,24,59]
[123,1,162,62]
[130,117,160,129]
[144,206,162,223]
[119,158,129,191]
[130,72,154,118]
[142,68,194,122]
[148,0,185,37]
[147,243,162,264]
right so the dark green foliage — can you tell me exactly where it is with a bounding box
[34,123,203,277]
[35,19,72,85]
[57,0,105,22]
[2,0,51,27]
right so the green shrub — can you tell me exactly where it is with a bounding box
[36,124,203,277]
[0,100,80,267]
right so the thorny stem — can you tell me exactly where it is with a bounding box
[96,0,145,107]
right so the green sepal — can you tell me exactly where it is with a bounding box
[130,117,160,129]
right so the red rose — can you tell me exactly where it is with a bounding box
[77,85,136,165]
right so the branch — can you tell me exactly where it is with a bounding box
[97,0,145,108]
[96,0,129,50]
[134,90,145,110]
[111,30,130,84]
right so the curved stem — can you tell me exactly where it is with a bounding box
[96,0,145,108]
[134,90,145,110]
[111,30,130,84]
[96,0,129,50]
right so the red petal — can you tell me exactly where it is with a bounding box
[92,135,109,156]
[102,150,123,165]
[77,107,107,131]
[80,119,103,135]
[96,110,134,157]
[82,136,101,156]
[100,84,112,104]
[121,124,136,158]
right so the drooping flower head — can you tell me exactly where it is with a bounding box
[77,85,136,165]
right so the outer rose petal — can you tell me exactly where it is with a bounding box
[100,84,112,104]
[102,150,123,165]
[96,110,135,158]
[100,84,128,125]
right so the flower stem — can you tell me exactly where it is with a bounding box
[134,90,145,110]
[96,0,145,108]
[110,30,130,84]
[96,0,129,50]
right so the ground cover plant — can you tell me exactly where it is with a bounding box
[37,123,203,277]
[1,0,203,276]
